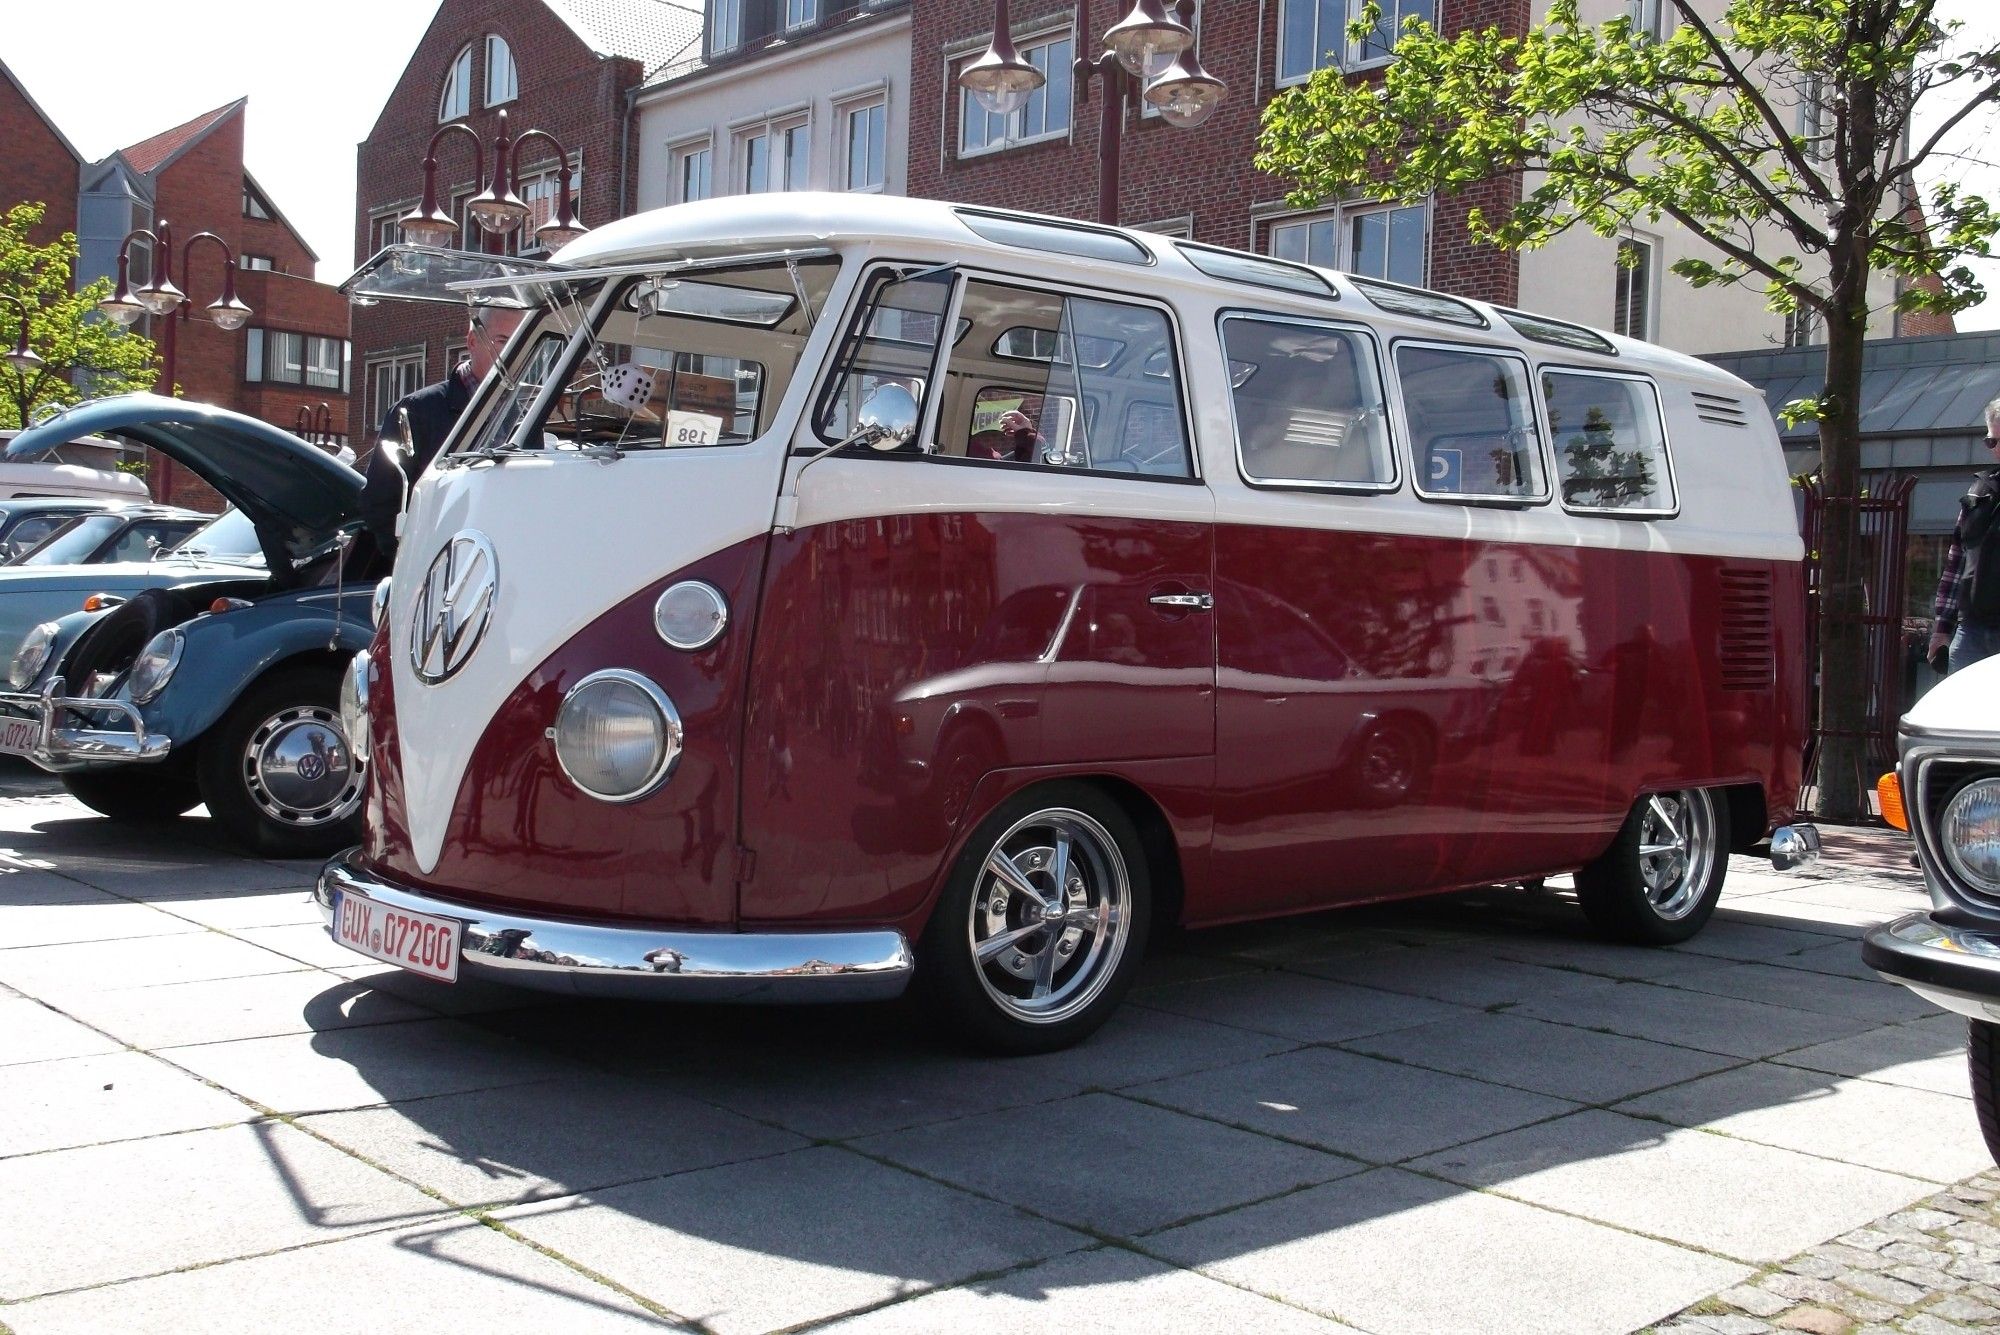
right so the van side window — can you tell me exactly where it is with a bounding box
[1543,370,1677,514]
[813,266,957,447]
[1395,344,1548,503]
[1221,315,1394,489]
[936,279,1193,478]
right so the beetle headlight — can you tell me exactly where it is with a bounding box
[340,650,371,764]
[1941,777,2000,898]
[8,622,59,690]
[127,629,184,705]
[551,669,681,803]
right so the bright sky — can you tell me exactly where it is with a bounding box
[3,0,1998,328]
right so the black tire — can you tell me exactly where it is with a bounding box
[1576,787,1729,945]
[916,781,1151,1055]
[61,760,202,821]
[1973,1019,2000,1165]
[196,664,363,858]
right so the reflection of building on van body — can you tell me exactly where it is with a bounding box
[322,194,1817,1053]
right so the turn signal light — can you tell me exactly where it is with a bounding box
[1877,771,1907,832]
[81,593,126,613]
[209,597,253,614]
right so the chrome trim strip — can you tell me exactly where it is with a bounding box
[1862,911,2000,1023]
[317,852,915,1002]
[0,676,171,771]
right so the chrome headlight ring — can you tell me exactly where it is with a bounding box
[127,629,185,705]
[653,581,729,651]
[550,669,682,803]
[1941,775,2000,901]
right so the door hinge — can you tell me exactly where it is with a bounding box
[735,845,757,885]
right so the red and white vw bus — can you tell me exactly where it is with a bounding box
[322,194,1816,1052]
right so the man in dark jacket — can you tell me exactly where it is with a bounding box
[1929,397,2000,674]
[360,304,523,550]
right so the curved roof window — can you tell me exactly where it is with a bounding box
[485,35,517,107]
[439,44,472,122]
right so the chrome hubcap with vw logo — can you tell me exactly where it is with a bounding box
[411,530,499,684]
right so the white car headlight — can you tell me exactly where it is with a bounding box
[127,629,185,705]
[1941,777,2000,897]
[340,650,371,764]
[8,622,59,690]
[551,670,682,803]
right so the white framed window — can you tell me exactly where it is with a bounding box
[713,0,743,55]
[1785,308,1819,348]
[785,0,817,29]
[247,331,349,391]
[672,139,713,203]
[439,44,472,121]
[959,33,1072,156]
[1627,0,1666,42]
[1268,202,1427,287]
[1614,236,1655,341]
[843,99,887,192]
[739,116,809,192]
[241,255,276,272]
[445,341,468,372]
[484,35,518,106]
[1279,0,1343,84]
[368,350,428,429]
[1350,0,1435,67]
[242,180,274,220]
[369,210,403,253]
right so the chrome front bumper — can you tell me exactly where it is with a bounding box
[1862,911,2000,1023]
[0,675,169,772]
[316,852,916,1002]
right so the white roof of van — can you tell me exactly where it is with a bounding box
[550,193,1748,392]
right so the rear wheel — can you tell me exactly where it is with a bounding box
[918,782,1150,1054]
[196,665,363,858]
[1973,1019,2000,1165]
[61,762,201,821]
[1576,787,1728,944]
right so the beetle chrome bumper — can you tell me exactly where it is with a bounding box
[1768,823,1821,870]
[316,852,915,1002]
[1862,911,2000,1023]
[0,676,170,772]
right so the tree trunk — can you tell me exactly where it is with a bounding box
[1810,245,1872,822]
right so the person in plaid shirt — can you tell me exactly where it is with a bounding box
[1929,398,2000,674]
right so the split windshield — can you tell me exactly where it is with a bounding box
[451,257,839,458]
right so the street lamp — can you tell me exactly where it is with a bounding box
[401,109,586,252]
[0,296,44,375]
[960,0,1223,226]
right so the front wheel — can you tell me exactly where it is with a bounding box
[1575,787,1729,944]
[918,782,1150,1054]
[1973,1019,2000,1165]
[196,665,364,858]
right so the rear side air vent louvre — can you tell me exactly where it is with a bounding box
[1692,391,1752,428]
[1717,566,1775,690]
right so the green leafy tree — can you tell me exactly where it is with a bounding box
[0,201,158,431]
[1259,0,2000,819]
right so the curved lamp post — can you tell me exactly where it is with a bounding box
[400,109,587,253]
[960,0,1220,226]
[0,295,45,376]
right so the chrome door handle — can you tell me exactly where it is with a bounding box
[1149,592,1213,611]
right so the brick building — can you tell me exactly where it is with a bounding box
[0,61,82,247]
[353,0,700,440]
[0,71,356,509]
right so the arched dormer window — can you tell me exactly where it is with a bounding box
[484,35,517,106]
[439,43,472,122]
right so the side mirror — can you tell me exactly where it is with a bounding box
[855,385,919,452]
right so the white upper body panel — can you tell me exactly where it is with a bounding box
[1906,654,2000,737]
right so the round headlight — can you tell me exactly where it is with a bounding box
[8,621,59,690]
[654,581,729,651]
[127,628,184,705]
[551,669,681,803]
[340,650,372,764]
[371,577,393,630]
[1942,777,2000,896]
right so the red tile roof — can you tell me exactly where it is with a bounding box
[120,99,242,175]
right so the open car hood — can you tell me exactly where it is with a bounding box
[6,396,362,576]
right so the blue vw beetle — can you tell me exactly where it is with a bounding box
[0,395,380,856]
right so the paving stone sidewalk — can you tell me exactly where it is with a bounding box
[1653,1170,2000,1334]
[1,795,1996,1334]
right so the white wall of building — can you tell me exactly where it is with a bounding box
[634,11,911,213]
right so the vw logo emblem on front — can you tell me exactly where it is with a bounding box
[410,530,499,684]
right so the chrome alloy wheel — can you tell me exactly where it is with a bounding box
[1637,789,1718,921]
[241,704,363,827]
[968,807,1133,1025]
